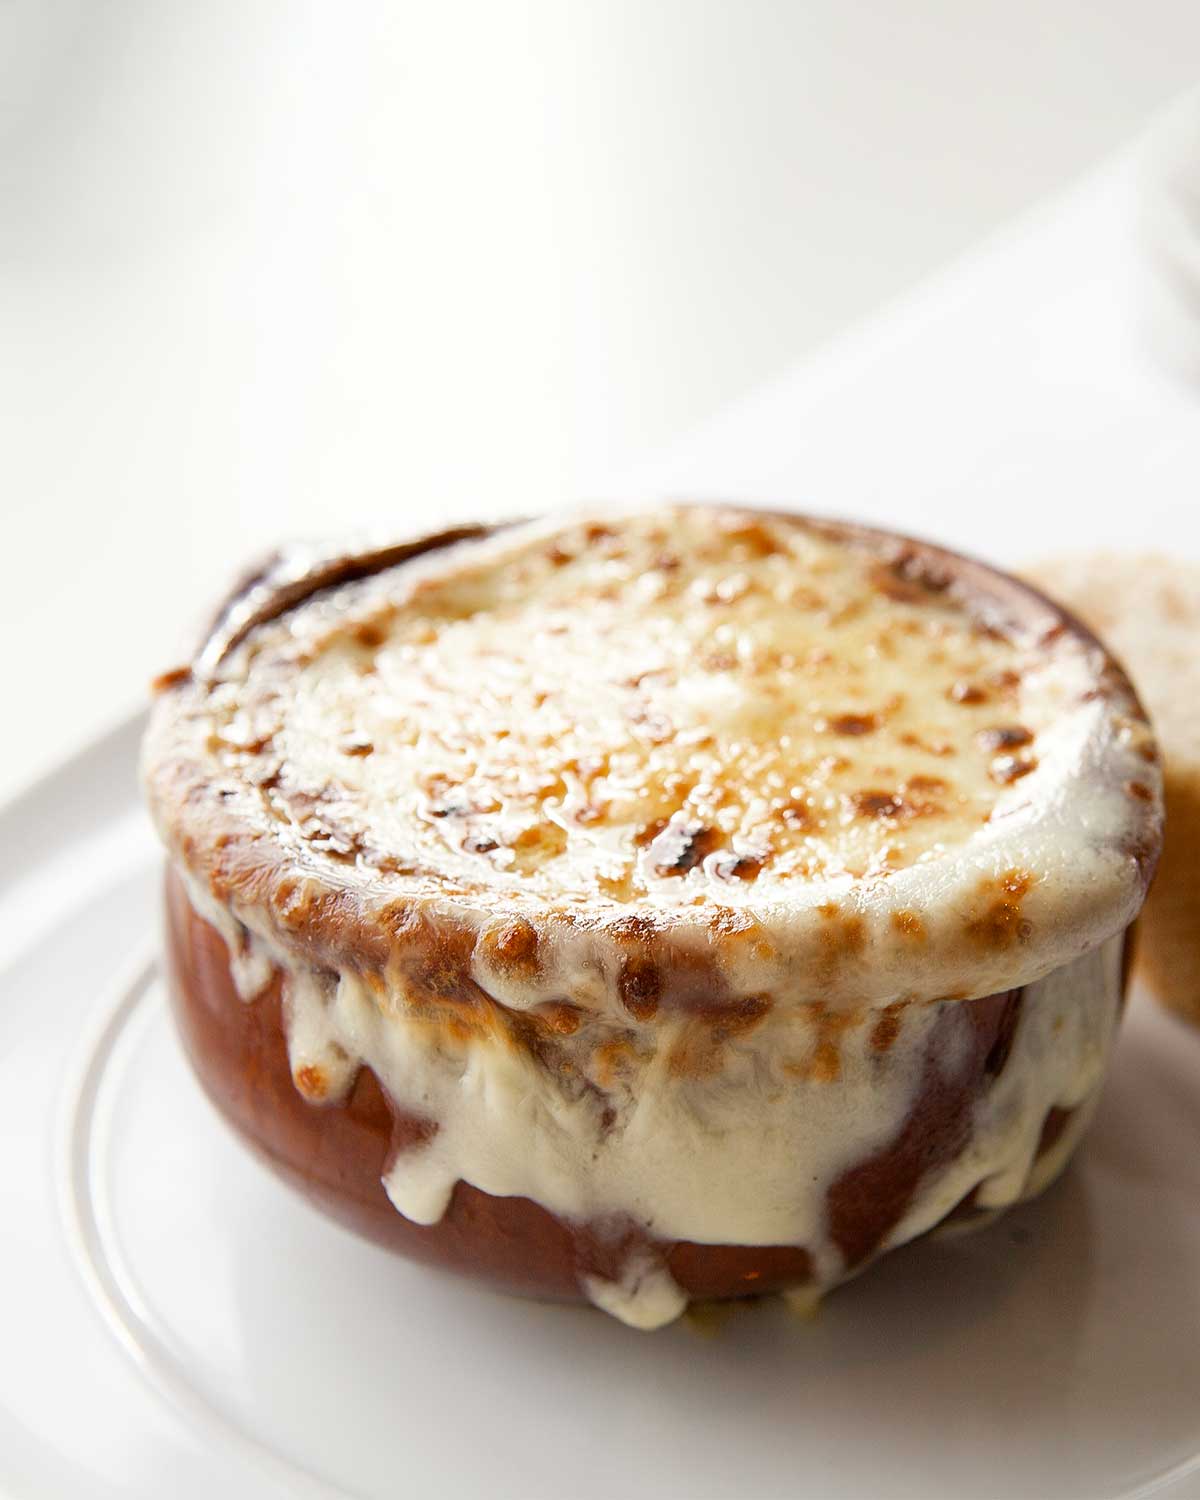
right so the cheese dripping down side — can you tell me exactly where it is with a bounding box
[184,874,1122,1330]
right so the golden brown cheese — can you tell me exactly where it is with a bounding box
[146,507,1160,1018]
[200,510,1055,907]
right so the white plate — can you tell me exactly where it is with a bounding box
[0,712,1198,1500]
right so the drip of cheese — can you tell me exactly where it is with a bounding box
[185,874,1122,1330]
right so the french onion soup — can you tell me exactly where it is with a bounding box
[143,507,1162,1328]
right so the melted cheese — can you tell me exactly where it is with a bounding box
[186,872,1123,1330]
[147,508,1160,1013]
[208,509,1067,905]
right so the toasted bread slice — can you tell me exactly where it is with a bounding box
[1025,553,1200,1024]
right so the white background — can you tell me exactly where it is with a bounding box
[5,0,1200,798]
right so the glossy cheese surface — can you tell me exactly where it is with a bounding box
[144,507,1160,1011]
[243,509,1054,903]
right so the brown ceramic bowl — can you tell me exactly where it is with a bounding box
[144,507,1162,1328]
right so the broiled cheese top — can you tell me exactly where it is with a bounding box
[179,508,1145,908]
